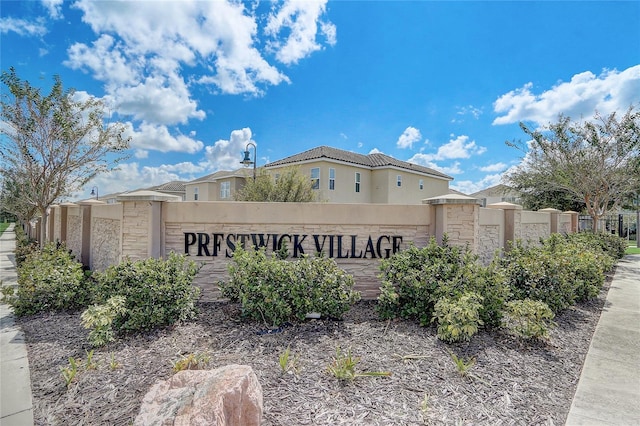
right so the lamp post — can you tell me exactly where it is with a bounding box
[90,186,99,200]
[240,142,257,181]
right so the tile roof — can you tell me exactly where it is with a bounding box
[146,180,186,192]
[187,169,247,183]
[265,146,452,180]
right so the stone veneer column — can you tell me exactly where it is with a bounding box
[487,202,523,250]
[423,194,482,252]
[539,208,562,234]
[564,211,579,233]
[77,199,105,269]
[117,191,182,261]
[58,202,76,243]
[47,206,56,243]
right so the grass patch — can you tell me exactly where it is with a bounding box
[0,223,10,235]
[625,244,640,255]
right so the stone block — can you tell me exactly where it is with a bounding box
[135,364,263,426]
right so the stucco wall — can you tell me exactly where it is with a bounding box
[521,211,551,243]
[163,202,432,300]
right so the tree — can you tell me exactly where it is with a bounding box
[505,107,640,231]
[0,67,130,246]
[234,166,318,202]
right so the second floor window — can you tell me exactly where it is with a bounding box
[311,168,320,190]
[397,175,402,187]
[355,172,361,193]
[220,181,230,199]
[194,187,199,201]
[419,179,424,190]
[329,168,335,190]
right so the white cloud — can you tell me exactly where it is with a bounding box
[479,162,507,173]
[204,127,256,171]
[369,147,383,154]
[493,65,640,126]
[418,135,486,161]
[396,126,422,149]
[265,0,336,65]
[407,154,463,175]
[42,0,63,19]
[82,160,208,199]
[450,173,504,195]
[452,105,482,123]
[124,122,204,154]
[0,17,47,36]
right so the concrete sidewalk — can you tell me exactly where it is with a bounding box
[565,254,640,426]
[0,224,34,426]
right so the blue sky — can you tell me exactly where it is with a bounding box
[2,0,639,199]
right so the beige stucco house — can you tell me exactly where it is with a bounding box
[183,169,250,202]
[470,184,521,207]
[183,146,453,203]
[264,146,452,204]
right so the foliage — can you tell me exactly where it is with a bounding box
[448,351,476,378]
[11,242,90,316]
[505,107,640,231]
[279,345,301,375]
[221,246,360,327]
[81,296,127,347]
[234,166,318,202]
[433,292,484,343]
[172,352,211,373]
[92,252,201,333]
[502,232,616,312]
[14,224,37,267]
[61,357,80,388]
[567,231,627,261]
[0,67,130,246]
[502,299,556,340]
[326,346,391,382]
[501,242,576,313]
[376,237,509,328]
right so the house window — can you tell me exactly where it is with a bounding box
[355,172,361,193]
[311,168,320,190]
[220,181,230,199]
[419,179,424,190]
[397,175,402,187]
[194,187,199,201]
[329,168,335,190]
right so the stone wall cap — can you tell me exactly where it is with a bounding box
[117,190,182,202]
[60,202,78,206]
[539,208,562,213]
[486,201,523,210]
[422,193,482,205]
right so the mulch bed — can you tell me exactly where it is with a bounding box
[18,276,611,426]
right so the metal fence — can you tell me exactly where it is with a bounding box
[579,211,639,242]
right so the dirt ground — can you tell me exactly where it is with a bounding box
[18,278,609,426]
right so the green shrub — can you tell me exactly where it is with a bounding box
[501,242,576,313]
[81,295,127,347]
[220,247,360,327]
[12,242,90,316]
[14,225,38,267]
[502,299,555,340]
[433,292,484,343]
[93,252,201,332]
[377,237,508,327]
[570,231,627,261]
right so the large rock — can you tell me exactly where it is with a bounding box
[134,364,263,426]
